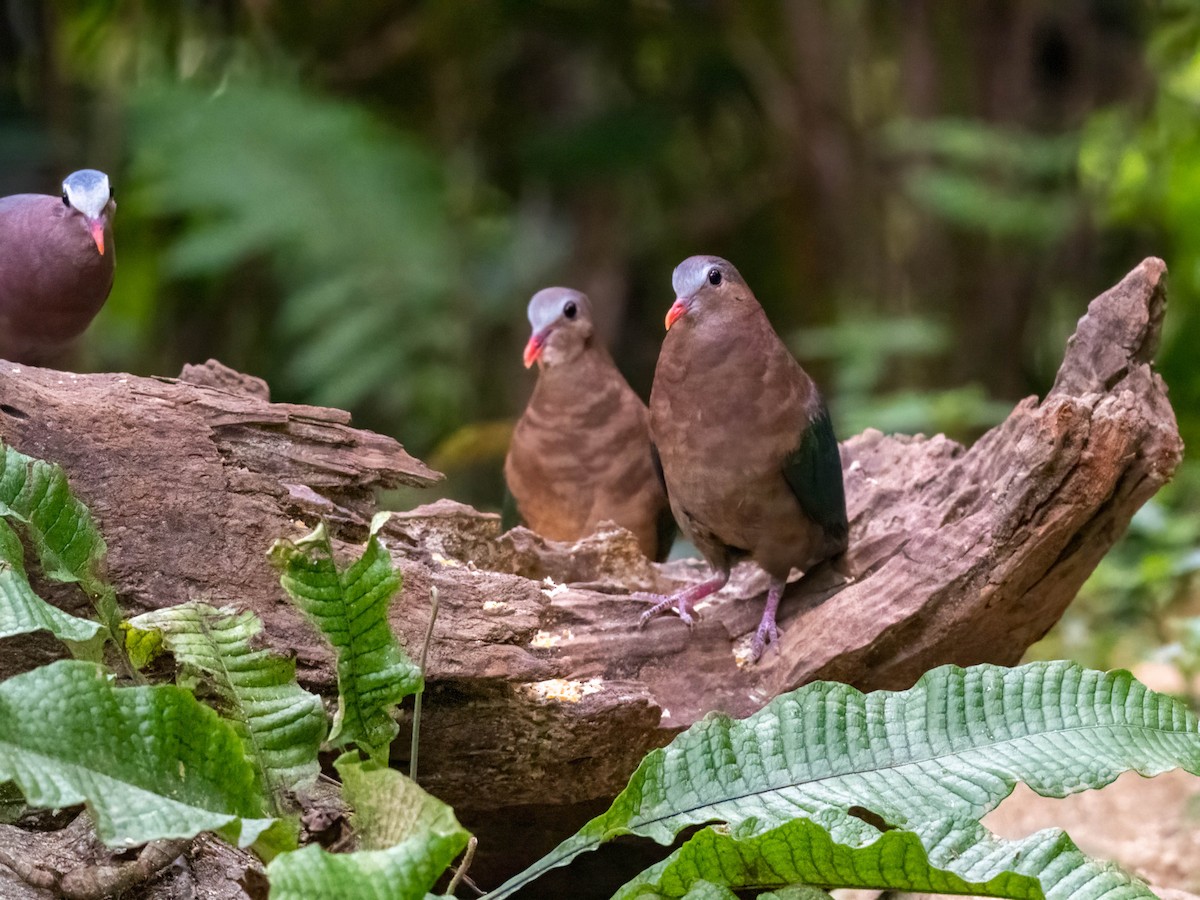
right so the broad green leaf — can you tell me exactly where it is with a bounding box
[756,889,833,900]
[615,814,1147,899]
[0,660,285,849]
[125,621,164,670]
[0,440,119,633]
[127,603,327,803]
[490,662,1200,898]
[0,518,102,644]
[674,885,832,900]
[267,837,466,900]
[335,752,465,852]
[269,513,421,760]
[0,441,108,594]
[677,884,738,900]
[266,759,469,900]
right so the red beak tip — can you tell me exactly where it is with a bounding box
[522,337,542,368]
[89,220,106,256]
[665,299,688,331]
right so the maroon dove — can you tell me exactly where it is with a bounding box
[0,169,116,364]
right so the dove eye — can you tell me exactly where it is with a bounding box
[61,191,70,207]
[707,268,722,286]
[563,301,577,319]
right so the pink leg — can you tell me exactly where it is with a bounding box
[750,578,787,662]
[636,570,730,627]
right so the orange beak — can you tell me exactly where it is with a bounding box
[88,218,106,256]
[523,333,545,368]
[665,298,689,331]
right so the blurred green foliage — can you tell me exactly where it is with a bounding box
[11,1,1112,457]
[794,315,1011,437]
[887,117,1081,241]
[133,79,467,447]
[1025,0,1199,694]
[1079,3,1200,453]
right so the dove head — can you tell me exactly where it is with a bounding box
[665,255,750,331]
[61,169,115,256]
[523,287,594,368]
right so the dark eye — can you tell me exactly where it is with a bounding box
[707,268,722,286]
[108,186,114,200]
[563,301,577,319]
[61,191,69,207]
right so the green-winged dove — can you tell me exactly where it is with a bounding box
[504,287,674,561]
[641,255,848,661]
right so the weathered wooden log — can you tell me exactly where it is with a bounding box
[0,258,1180,897]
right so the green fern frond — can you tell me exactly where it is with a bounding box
[126,603,327,807]
[269,513,421,761]
[0,659,288,851]
[266,753,468,900]
[0,518,102,647]
[490,662,1200,899]
[0,440,117,630]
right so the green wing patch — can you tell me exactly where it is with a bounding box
[782,399,848,545]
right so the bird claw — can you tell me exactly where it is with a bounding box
[633,592,697,628]
[748,621,781,663]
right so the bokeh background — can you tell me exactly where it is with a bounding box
[2,0,1197,686]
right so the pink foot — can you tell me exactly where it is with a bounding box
[634,591,698,626]
[748,580,786,663]
[635,571,729,629]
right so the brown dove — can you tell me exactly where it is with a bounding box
[641,255,848,660]
[504,287,673,560]
[0,169,116,364]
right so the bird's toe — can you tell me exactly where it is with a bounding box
[749,623,781,663]
[636,592,700,628]
[636,593,673,628]
[631,591,668,604]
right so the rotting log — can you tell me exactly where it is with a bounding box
[0,258,1181,897]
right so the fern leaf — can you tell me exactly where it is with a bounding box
[269,513,421,760]
[266,753,468,899]
[126,603,326,804]
[0,440,108,596]
[756,889,834,900]
[0,659,287,850]
[0,441,119,638]
[672,885,833,900]
[613,815,1143,898]
[0,518,101,645]
[490,662,1200,898]
[132,79,472,448]
[335,751,465,851]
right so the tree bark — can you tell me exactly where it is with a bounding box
[0,258,1181,897]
